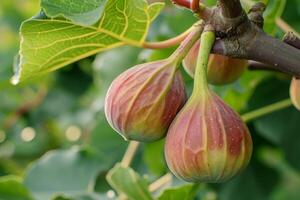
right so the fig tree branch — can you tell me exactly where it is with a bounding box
[283,32,300,49]
[218,0,244,18]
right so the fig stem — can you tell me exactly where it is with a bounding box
[193,28,215,95]
[242,99,292,123]
[120,141,140,167]
[169,21,205,64]
[149,173,173,192]
[142,25,195,49]
[276,18,300,37]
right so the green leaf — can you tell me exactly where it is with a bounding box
[0,176,33,200]
[264,0,287,35]
[143,140,167,176]
[157,184,199,200]
[41,0,107,26]
[259,148,300,200]
[24,147,107,200]
[219,160,278,200]
[248,77,300,170]
[106,163,153,200]
[13,0,164,83]
[88,113,127,167]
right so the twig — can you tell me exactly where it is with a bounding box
[248,31,300,72]
[142,26,194,49]
[242,99,292,123]
[283,32,300,49]
[120,141,140,167]
[276,18,300,37]
[149,173,173,192]
[218,0,244,18]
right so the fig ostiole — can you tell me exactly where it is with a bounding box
[165,30,253,183]
[104,24,203,142]
[183,41,248,85]
[290,77,300,110]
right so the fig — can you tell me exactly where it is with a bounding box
[165,30,252,183]
[164,92,252,182]
[104,24,203,142]
[105,59,186,142]
[183,42,248,85]
[290,77,300,110]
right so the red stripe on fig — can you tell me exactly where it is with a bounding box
[165,91,252,182]
[105,59,187,142]
[183,42,248,85]
[290,77,300,110]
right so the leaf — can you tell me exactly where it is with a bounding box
[24,147,107,200]
[41,0,107,26]
[106,163,153,200]
[264,0,287,35]
[143,140,167,176]
[157,184,199,200]
[219,160,279,200]
[248,77,291,144]
[247,77,300,170]
[13,0,164,83]
[0,176,33,200]
[259,148,300,200]
[88,113,127,167]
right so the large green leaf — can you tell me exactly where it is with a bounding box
[0,176,33,200]
[41,0,107,26]
[219,160,278,200]
[157,184,199,200]
[248,77,300,170]
[13,0,164,83]
[106,163,153,200]
[24,147,107,200]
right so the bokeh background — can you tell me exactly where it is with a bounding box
[0,0,300,200]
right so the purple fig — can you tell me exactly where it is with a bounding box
[183,42,248,85]
[290,77,300,110]
[165,91,252,182]
[104,59,186,142]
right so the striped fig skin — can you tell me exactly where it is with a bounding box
[165,92,252,182]
[183,42,247,85]
[105,60,186,142]
[290,77,300,110]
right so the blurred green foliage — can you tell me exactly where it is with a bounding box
[0,0,300,200]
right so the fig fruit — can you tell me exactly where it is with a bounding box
[290,77,300,110]
[104,24,203,142]
[164,91,252,182]
[165,30,252,183]
[183,42,248,85]
[105,59,186,142]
